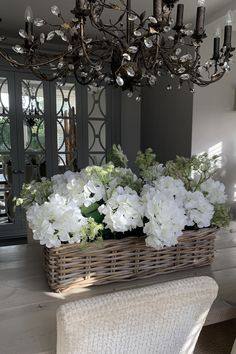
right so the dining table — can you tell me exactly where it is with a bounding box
[0,225,236,354]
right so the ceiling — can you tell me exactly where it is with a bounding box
[0,0,235,38]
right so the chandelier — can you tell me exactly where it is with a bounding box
[0,0,234,98]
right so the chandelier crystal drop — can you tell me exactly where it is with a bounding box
[0,0,234,94]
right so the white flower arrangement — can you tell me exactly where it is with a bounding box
[17,146,230,249]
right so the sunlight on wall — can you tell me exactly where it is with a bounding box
[233,185,236,202]
[196,142,223,168]
[208,142,223,168]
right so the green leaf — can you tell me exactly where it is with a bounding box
[88,209,104,224]
[81,203,100,217]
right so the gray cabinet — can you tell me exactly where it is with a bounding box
[0,68,121,241]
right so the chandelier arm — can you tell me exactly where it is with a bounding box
[104,17,127,38]
[0,46,71,69]
[89,13,126,40]
[95,6,127,29]
[74,70,94,85]
[159,51,179,75]
[79,18,99,67]
[0,49,20,67]
[154,35,161,66]
[90,0,141,41]
[101,0,140,19]
[140,36,160,71]
[100,0,123,10]
[89,11,126,50]
[187,46,201,71]
[29,67,60,81]
[140,46,152,70]
[25,53,69,68]
[42,22,62,28]
[191,70,225,86]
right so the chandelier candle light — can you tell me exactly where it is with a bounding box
[0,0,234,97]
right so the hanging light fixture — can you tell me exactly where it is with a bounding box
[0,0,234,96]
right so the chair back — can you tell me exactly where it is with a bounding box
[57,276,218,354]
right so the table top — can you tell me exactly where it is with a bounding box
[0,225,236,354]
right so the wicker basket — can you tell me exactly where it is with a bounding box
[44,227,216,292]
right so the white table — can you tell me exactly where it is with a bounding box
[0,226,236,354]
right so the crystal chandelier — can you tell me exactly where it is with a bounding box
[0,0,234,97]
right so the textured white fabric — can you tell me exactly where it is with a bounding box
[231,339,236,354]
[56,276,218,354]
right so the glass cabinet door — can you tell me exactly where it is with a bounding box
[21,79,47,181]
[55,82,78,172]
[0,70,120,242]
[0,77,14,224]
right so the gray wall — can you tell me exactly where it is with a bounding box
[121,92,141,172]
[141,77,193,163]
[192,11,236,215]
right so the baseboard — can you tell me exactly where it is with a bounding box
[0,235,27,247]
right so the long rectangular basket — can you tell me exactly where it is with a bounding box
[44,227,216,292]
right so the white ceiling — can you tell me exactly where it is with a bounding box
[0,0,235,37]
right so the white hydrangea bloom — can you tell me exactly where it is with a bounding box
[184,191,214,228]
[51,173,68,195]
[200,178,227,205]
[142,180,187,249]
[52,170,105,207]
[52,171,82,197]
[26,194,88,248]
[83,179,106,206]
[68,173,106,207]
[98,186,144,233]
[153,176,187,206]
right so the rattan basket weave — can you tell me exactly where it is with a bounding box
[44,227,216,292]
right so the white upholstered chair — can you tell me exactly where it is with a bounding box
[57,276,218,354]
[231,340,236,354]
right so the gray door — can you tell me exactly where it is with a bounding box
[0,69,121,241]
[0,71,25,239]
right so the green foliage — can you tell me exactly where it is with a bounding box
[81,203,104,224]
[112,168,142,193]
[80,217,104,247]
[15,179,53,210]
[165,153,219,191]
[136,148,157,176]
[108,144,128,168]
[212,204,231,227]
[85,163,115,185]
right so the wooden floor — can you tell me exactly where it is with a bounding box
[0,225,236,354]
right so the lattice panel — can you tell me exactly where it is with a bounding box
[56,83,77,172]
[88,86,106,165]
